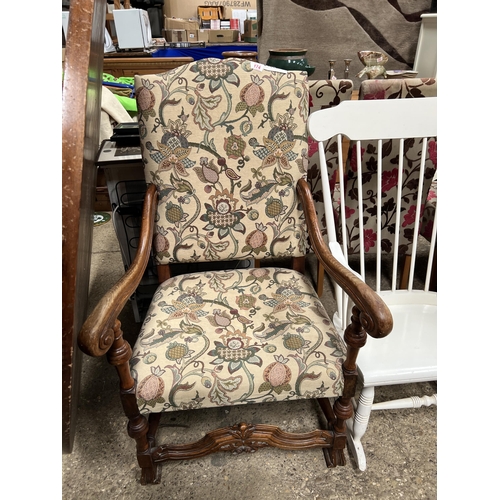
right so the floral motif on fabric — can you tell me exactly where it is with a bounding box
[306,80,354,244]
[130,268,346,414]
[135,59,310,264]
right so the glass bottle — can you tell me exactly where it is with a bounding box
[328,60,336,79]
[344,59,352,79]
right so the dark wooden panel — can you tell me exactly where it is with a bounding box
[62,0,107,454]
[103,56,193,77]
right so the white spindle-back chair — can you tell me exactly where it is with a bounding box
[308,97,437,470]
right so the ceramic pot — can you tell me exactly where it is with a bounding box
[266,48,315,76]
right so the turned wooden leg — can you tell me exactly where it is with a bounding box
[400,255,411,289]
[317,397,335,428]
[317,396,343,467]
[147,412,162,448]
[322,307,367,467]
[316,260,324,297]
[346,385,374,471]
[107,320,161,484]
[292,255,306,274]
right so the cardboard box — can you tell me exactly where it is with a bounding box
[197,6,224,20]
[164,17,199,31]
[208,29,239,43]
[163,29,187,42]
[164,1,197,20]
[244,19,258,42]
[164,1,257,21]
[198,29,210,42]
[186,29,198,41]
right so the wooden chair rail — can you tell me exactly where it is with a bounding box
[103,57,194,77]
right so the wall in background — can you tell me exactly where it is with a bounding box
[257,0,433,87]
[164,0,257,20]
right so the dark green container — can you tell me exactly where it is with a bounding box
[266,48,315,76]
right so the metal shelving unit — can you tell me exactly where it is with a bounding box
[97,141,158,322]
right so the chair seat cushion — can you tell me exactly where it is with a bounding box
[131,267,346,414]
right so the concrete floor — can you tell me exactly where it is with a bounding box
[62,217,437,499]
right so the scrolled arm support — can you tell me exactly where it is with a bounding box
[78,184,158,357]
[296,178,392,340]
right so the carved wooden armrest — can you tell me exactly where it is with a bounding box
[78,184,158,357]
[297,178,392,340]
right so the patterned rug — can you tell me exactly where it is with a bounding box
[257,0,433,86]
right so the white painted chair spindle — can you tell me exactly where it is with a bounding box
[307,97,437,471]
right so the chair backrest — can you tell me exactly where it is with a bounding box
[359,78,438,251]
[135,59,310,265]
[359,78,437,100]
[307,79,353,238]
[308,97,437,329]
[338,79,437,260]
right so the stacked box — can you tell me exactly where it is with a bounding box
[197,6,224,20]
[208,29,239,43]
[164,17,199,31]
[244,19,258,42]
[198,29,210,42]
[163,29,187,42]
[186,30,198,41]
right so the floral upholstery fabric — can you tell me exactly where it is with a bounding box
[358,78,437,100]
[130,267,346,414]
[339,78,437,255]
[307,80,353,240]
[132,60,347,414]
[420,177,437,242]
[135,59,310,265]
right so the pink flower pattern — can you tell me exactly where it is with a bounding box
[363,229,377,252]
[381,168,399,193]
[307,78,437,255]
[350,146,365,173]
[308,137,318,158]
[363,90,386,100]
[428,140,437,167]
[338,78,438,254]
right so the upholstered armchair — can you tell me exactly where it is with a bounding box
[78,59,392,484]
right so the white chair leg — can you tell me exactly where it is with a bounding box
[372,393,437,410]
[346,385,375,471]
